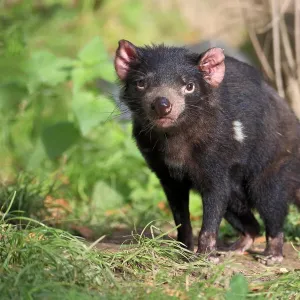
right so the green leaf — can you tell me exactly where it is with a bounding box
[72,63,116,94]
[41,122,80,160]
[72,37,115,91]
[0,53,27,85]
[91,180,123,211]
[98,61,116,83]
[0,83,27,112]
[71,65,105,94]
[26,51,74,92]
[72,91,115,136]
[225,274,249,300]
[26,139,47,170]
[71,67,87,94]
[78,36,109,65]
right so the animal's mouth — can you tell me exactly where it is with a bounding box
[154,117,175,128]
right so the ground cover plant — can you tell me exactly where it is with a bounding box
[0,1,300,299]
[1,189,300,299]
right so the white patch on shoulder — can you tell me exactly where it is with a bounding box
[232,120,246,143]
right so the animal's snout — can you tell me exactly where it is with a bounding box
[152,97,172,117]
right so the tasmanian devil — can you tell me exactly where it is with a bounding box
[114,39,300,264]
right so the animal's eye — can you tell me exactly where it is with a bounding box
[136,79,146,90]
[185,82,195,93]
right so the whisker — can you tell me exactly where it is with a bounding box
[152,138,159,151]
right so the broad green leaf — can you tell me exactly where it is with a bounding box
[41,121,80,160]
[72,65,103,94]
[0,53,27,84]
[72,63,116,93]
[26,139,47,170]
[91,180,123,211]
[71,67,87,94]
[26,51,74,92]
[0,84,27,112]
[225,274,249,300]
[72,91,115,136]
[78,36,109,65]
[98,61,116,83]
[72,37,115,91]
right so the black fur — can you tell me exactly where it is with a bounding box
[116,43,300,261]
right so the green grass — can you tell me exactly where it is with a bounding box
[1,191,300,299]
[0,194,218,299]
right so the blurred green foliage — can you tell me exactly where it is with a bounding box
[0,0,189,231]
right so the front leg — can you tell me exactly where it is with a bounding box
[197,186,229,255]
[133,123,193,250]
[161,178,193,251]
[139,147,193,250]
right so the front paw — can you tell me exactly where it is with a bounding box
[255,254,283,265]
[196,232,219,262]
[197,232,217,254]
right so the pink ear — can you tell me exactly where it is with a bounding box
[198,48,225,87]
[114,40,138,81]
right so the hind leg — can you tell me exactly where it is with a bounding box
[254,182,288,265]
[256,215,286,265]
[258,232,284,265]
[220,209,260,254]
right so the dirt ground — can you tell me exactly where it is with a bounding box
[230,240,300,275]
[96,230,300,277]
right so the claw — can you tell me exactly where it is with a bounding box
[255,254,283,266]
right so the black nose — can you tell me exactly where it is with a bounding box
[152,97,172,117]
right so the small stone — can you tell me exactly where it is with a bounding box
[279,268,289,274]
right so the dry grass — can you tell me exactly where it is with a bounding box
[239,0,300,118]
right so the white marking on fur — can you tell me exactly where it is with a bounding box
[233,120,245,142]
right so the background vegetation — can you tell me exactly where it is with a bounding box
[0,0,299,299]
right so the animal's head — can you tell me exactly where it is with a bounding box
[114,40,225,130]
